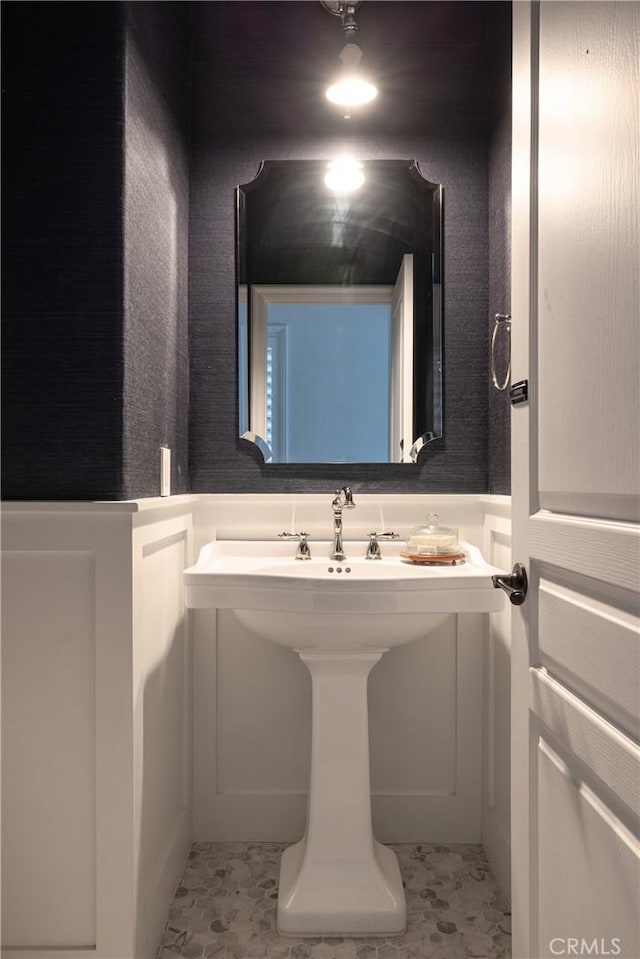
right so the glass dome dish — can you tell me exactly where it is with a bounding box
[400,512,466,565]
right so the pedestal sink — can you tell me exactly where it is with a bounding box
[184,539,503,937]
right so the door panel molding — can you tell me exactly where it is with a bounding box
[539,491,640,524]
[529,511,640,592]
[531,668,640,816]
[538,578,640,738]
[535,734,640,959]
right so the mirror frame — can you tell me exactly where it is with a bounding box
[236,158,443,465]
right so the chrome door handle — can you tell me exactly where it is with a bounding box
[492,563,528,606]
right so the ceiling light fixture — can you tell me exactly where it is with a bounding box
[321,1,378,115]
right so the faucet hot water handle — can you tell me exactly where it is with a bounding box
[278,531,312,560]
[365,530,400,560]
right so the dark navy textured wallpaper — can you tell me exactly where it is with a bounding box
[1,1,511,500]
[2,2,125,499]
[487,3,512,495]
[1,1,190,500]
[187,1,511,493]
[488,106,512,495]
[189,132,490,492]
[123,3,190,498]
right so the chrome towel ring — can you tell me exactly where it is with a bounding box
[491,312,512,391]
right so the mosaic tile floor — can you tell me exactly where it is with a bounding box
[158,842,511,959]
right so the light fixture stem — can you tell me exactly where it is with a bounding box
[340,3,359,42]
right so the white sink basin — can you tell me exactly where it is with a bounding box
[184,537,504,938]
[184,539,502,622]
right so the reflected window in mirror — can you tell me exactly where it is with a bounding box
[237,159,443,465]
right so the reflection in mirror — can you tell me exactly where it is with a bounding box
[237,159,442,464]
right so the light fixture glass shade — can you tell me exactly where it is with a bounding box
[326,76,378,106]
[325,43,378,108]
[324,157,365,194]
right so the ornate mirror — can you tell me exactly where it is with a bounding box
[237,158,442,464]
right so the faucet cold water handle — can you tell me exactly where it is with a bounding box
[278,531,312,560]
[365,531,400,560]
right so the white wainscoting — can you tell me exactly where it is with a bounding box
[191,494,500,844]
[3,548,99,949]
[1,498,194,959]
[2,492,513,955]
[482,495,512,900]
[194,607,485,842]
[132,508,194,957]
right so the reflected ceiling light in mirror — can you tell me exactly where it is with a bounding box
[324,157,365,194]
[321,1,378,115]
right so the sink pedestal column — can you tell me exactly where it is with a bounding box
[277,649,406,937]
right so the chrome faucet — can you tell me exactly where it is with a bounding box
[331,486,356,561]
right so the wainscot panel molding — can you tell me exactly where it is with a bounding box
[1,498,194,959]
[192,493,489,554]
[2,492,512,954]
[196,608,484,843]
[191,494,502,843]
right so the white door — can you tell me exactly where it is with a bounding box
[390,254,414,462]
[511,4,640,959]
